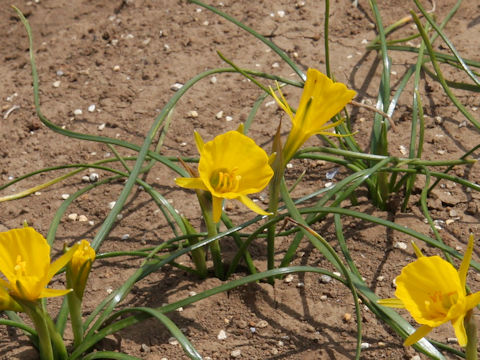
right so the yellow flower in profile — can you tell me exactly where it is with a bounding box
[68,240,95,298]
[378,235,480,347]
[0,227,79,302]
[176,130,274,222]
[271,68,356,164]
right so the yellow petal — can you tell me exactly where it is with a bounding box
[47,242,80,281]
[377,298,405,308]
[465,291,480,312]
[194,131,204,154]
[237,195,271,217]
[175,177,209,191]
[39,288,72,299]
[211,196,224,223]
[404,324,433,346]
[458,234,474,290]
[451,315,467,347]
[0,286,22,312]
[411,241,424,258]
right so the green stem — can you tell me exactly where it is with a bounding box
[23,302,54,360]
[203,206,224,279]
[67,292,84,348]
[465,309,478,360]
[45,314,68,360]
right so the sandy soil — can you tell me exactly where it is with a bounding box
[1,0,480,359]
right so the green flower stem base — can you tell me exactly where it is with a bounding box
[22,301,54,360]
[67,292,84,348]
[465,309,478,360]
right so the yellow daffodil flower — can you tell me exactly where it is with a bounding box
[271,68,356,164]
[378,235,480,347]
[176,130,274,222]
[68,240,95,298]
[0,227,79,302]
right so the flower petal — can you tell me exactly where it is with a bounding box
[237,195,270,217]
[175,177,209,191]
[451,315,467,347]
[47,242,80,281]
[211,196,224,223]
[458,234,474,290]
[39,288,72,299]
[194,131,204,154]
[404,324,433,346]
[411,241,424,258]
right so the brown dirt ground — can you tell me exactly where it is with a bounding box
[1,0,480,359]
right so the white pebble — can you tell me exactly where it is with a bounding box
[202,20,209,26]
[210,76,217,84]
[410,356,421,360]
[88,221,95,226]
[286,163,293,169]
[61,193,70,200]
[78,215,88,222]
[82,175,90,182]
[163,44,170,51]
[89,173,99,182]
[320,295,328,301]
[225,116,233,122]
[215,110,224,119]
[176,307,183,312]
[113,65,120,71]
[53,80,61,88]
[217,330,227,340]
[88,104,96,112]
[320,275,332,284]
[73,109,83,116]
[296,282,304,288]
[361,39,368,44]
[106,287,113,294]
[399,145,407,155]
[170,82,183,91]
[256,320,268,328]
[187,110,198,118]
[168,337,179,345]
[68,213,78,221]
[361,342,370,349]
[116,214,123,220]
[394,241,407,250]
[121,234,130,240]
[108,201,116,209]
[376,275,385,281]
[98,123,106,131]
[230,349,241,358]
[189,291,197,296]
[272,62,280,68]
[277,10,285,17]
[447,337,458,344]
[265,100,276,107]
[284,274,294,283]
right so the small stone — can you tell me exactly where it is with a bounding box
[140,344,150,353]
[89,173,99,182]
[230,349,241,358]
[399,145,407,155]
[168,337,179,345]
[88,221,95,226]
[56,70,64,76]
[256,320,268,328]
[53,80,61,88]
[98,123,106,131]
[286,163,293,169]
[449,209,457,217]
[34,191,41,196]
[320,295,328,301]
[447,337,457,344]
[360,342,370,349]
[176,307,183,312]
[392,278,397,288]
[333,271,341,277]
[277,340,284,346]
[284,274,294,283]
[455,246,462,251]
[108,201,116,209]
[82,175,90,182]
[394,241,407,250]
[377,275,385,281]
[378,342,386,347]
[225,116,233,122]
[68,213,78,221]
[272,62,280,68]
[116,214,123,220]
[446,219,455,225]
[187,110,198,118]
[78,215,88,222]
[277,10,285,17]
[217,329,227,340]
[121,234,130,240]
[410,356,421,360]
[106,287,113,294]
[215,110,224,119]
[296,282,305,288]
[170,82,183,91]
[343,313,352,322]
[249,327,256,333]
[88,104,96,112]
[113,65,120,71]
[320,275,332,284]
[61,193,70,200]
[73,109,83,116]
[210,76,217,84]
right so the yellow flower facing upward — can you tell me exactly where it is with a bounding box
[0,227,79,302]
[176,130,274,222]
[378,235,480,347]
[271,68,356,164]
[68,240,95,298]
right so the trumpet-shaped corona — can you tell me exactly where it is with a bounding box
[176,130,274,222]
[378,236,480,347]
